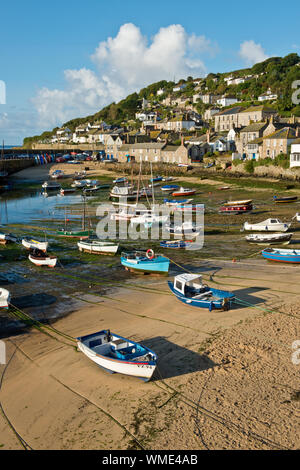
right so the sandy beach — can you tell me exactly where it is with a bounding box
[0,258,299,450]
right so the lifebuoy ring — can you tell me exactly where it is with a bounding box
[146,249,155,260]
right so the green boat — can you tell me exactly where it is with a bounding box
[57,194,92,238]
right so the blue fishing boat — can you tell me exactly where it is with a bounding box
[261,248,300,263]
[273,195,298,203]
[150,176,163,182]
[121,250,170,275]
[168,273,235,311]
[77,329,157,381]
[161,184,179,192]
[160,240,193,249]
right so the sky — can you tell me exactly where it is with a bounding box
[0,0,300,144]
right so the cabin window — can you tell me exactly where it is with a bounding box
[270,219,277,223]
[175,280,183,291]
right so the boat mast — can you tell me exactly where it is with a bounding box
[82,193,86,230]
[150,162,155,207]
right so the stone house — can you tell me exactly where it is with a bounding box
[262,127,298,159]
[214,107,243,132]
[238,106,277,127]
[235,122,268,156]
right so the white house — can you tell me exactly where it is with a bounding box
[173,84,187,92]
[157,88,165,96]
[290,143,300,168]
[258,88,278,102]
[227,127,237,142]
[217,97,238,107]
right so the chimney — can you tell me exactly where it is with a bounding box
[296,126,300,138]
[181,135,184,146]
[206,129,211,143]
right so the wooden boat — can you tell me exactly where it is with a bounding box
[28,249,57,267]
[76,329,157,381]
[121,250,170,275]
[160,240,193,249]
[243,218,291,232]
[219,203,252,214]
[78,239,119,255]
[0,287,10,308]
[168,274,235,310]
[273,195,298,203]
[218,186,230,190]
[171,187,196,197]
[261,248,300,263]
[246,233,293,245]
[223,199,252,206]
[71,179,88,188]
[0,233,18,245]
[164,221,202,237]
[22,237,48,252]
[113,177,128,184]
[110,185,136,200]
[173,203,204,213]
[161,185,179,192]
[150,176,163,183]
[42,181,61,190]
[51,170,65,179]
[162,177,173,182]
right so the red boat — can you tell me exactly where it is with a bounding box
[171,187,196,197]
[219,203,252,214]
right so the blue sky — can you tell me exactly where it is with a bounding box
[1,0,300,144]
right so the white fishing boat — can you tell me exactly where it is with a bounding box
[28,249,57,267]
[77,239,119,255]
[245,232,293,245]
[110,185,136,200]
[42,181,61,190]
[51,169,65,179]
[243,218,291,232]
[130,209,169,227]
[292,213,300,222]
[0,287,10,308]
[22,237,48,252]
[71,179,88,188]
[0,233,18,245]
[110,209,135,221]
[76,329,157,381]
[164,221,202,237]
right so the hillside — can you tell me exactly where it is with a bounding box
[24,53,300,146]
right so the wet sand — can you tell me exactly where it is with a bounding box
[0,259,299,450]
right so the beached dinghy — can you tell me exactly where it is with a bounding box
[60,187,77,195]
[0,287,10,308]
[0,233,18,245]
[28,249,57,267]
[245,232,293,245]
[224,199,252,206]
[121,250,170,275]
[219,203,252,214]
[160,240,193,249]
[243,218,291,232]
[76,329,157,381]
[78,239,119,255]
[41,181,61,190]
[22,237,48,252]
[168,274,235,311]
[273,195,298,203]
[164,221,202,237]
[160,184,179,192]
[292,213,300,222]
[261,248,300,263]
[171,187,196,197]
[164,198,193,206]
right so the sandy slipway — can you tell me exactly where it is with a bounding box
[0,259,299,450]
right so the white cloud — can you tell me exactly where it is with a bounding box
[239,40,268,66]
[32,23,215,128]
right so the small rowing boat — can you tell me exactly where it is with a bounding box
[0,287,10,308]
[261,247,300,263]
[168,273,235,310]
[76,329,157,381]
[60,188,77,195]
[28,249,57,267]
[22,237,48,252]
[78,239,119,255]
[160,240,193,249]
[273,195,298,203]
[245,232,293,245]
[160,185,179,192]
[41,181,61,190]
[0,233,18,245]
[164,198,193,206]
[223,199,252,206]
[219,203,252,214]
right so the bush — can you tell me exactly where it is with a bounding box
[244,160,255,174]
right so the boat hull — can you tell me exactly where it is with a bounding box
[78,242,119,255]
[121,256,170,275]
[261,249,300,263]
[29,254,57,267]
[168,281,235,310]
[22,239,48,251]
[57,230,92,238]
[274,196,298,203]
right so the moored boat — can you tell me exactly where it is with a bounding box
[78,239,119,255]
[76,329,157,381]
[60,187,77,195]
[243,218,291,232]
[223,199,252,206]
[161,184,179,192]
[42,181,61,190]
[0,232,18,245]
[164,198,193,206]
[171,187,196,197]
[273,195,298,203]
[28,249,57,267]
[121,250,170,275]
[219,203,252,214]
[261,247,300,263]
[0,287,10,308]
[22,237,48,252]
[168,273,235,310]
[246,232,293,245]
[160,240,193,249]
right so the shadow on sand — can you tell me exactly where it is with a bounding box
[141,336,216,380]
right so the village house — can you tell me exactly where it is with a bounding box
[238,105,277,127]
[196,94,221,105]
[203,108,219,121]
[216,96,238,107]
[262,127,298,159]
[173,83,187,92]
[214,106,243,131]
[290,139,300,168]
[258,88,278,102]
[235,122,269,157]
[105,135,123,159]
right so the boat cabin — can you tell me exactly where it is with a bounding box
[173,273,207,296]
